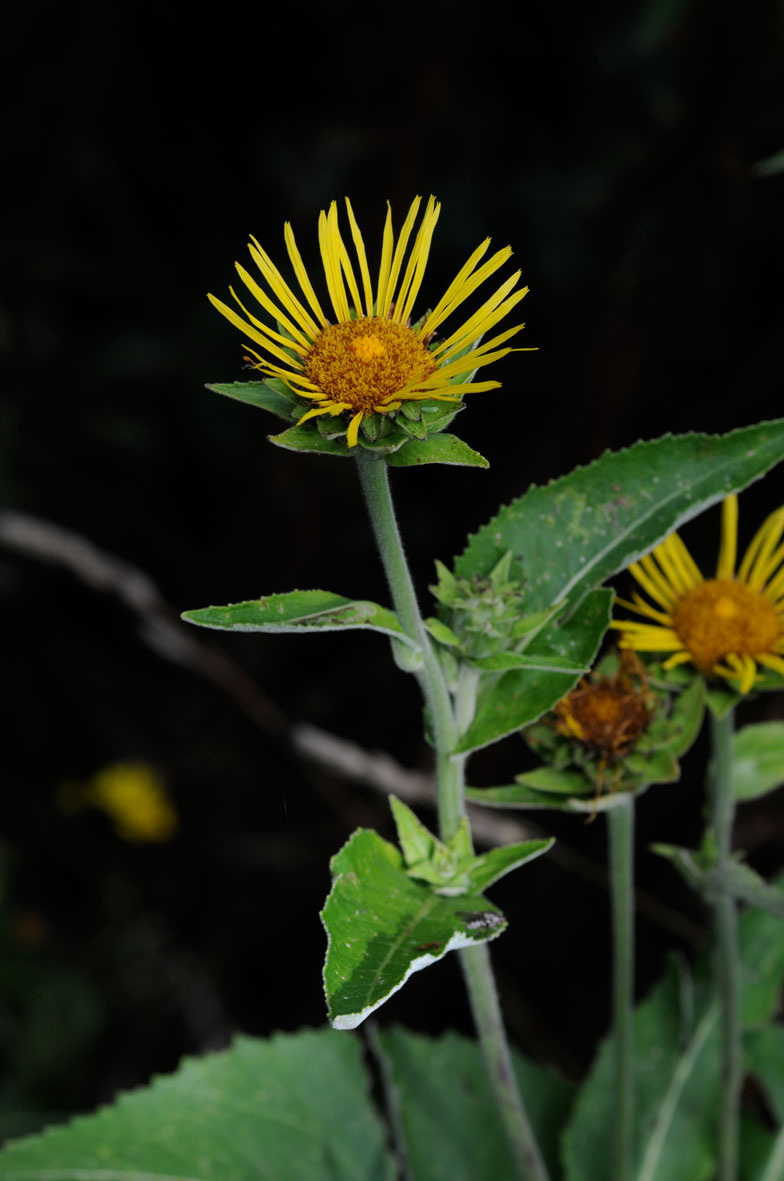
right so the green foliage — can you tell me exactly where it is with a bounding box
[654,840,784,918]
[183,589,412,646]
[563,878,784,1181]
[321,827,508,1030]
[266,400,473,462]
[389,795,553,894]
[455,588,613,753]
[455,421,784,614]
[385,432,489,468]
[732,722,784,802]
[206,378,299,419]
[376,1028,574,1180]
[0,1026,575,1181]
[0,1029,396,1180]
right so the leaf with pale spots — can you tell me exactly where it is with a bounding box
[321,828,507,1030]
[182,589,413,646]
[455,419,784,614]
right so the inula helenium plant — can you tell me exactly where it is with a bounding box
[4,196,784,1181]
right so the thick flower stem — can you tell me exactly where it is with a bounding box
[461,943,551,1181]
[355,451,549,1181]
[608,796,635,1181]
[710,708,742,1181]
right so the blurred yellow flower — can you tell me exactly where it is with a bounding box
[59,762,178,843]
[209,195,530,447]
[612,495,784,695]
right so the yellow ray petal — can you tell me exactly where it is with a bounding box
[283,222,329,328]
[663,531,704,589]
[757,652,784,676]
[422,245,513,338]
[346,410,365,447]
[375,202,395,315]
[344,198,374,318]
[628,556,677,609]
[716,494,738,579]
[318,203,351,323]
[395,197,441,325]
[246,240,320,340]
[745,506,784,590]
[380,196,422,319]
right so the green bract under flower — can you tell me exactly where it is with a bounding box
[209,196,531,449]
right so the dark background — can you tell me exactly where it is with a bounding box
[2,0,784,1137]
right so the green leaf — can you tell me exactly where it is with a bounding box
[467,779,631,814]
[468,651,590,673]
[706,683,743,719]
[423,616,462,647]
[733,722,784,801]
[321,829,506,1029]
[563,959,719,1181]
[455,420,784,614]
[653,844,784,916]
[463,838,555,893]
[564,876,784,1181]
[385,432,489,468]
[0,1030,395,1180]
[456,588,613,753]
[182,589,413,646]
[744,1029,784,1181]
[267,424,356,455]
[206,379,298,420]
[376,1028,573,1181]
[389,794,438,868]
[747,1026,784,1120]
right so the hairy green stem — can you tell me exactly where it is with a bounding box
[608,796,635,1181]
[355,452,549,1181]
[710,708,741,1181]
[461,944,550,1181]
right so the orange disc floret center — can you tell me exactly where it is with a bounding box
[555,683,650,758]
[303,317,437,412]
[671,578,783,672]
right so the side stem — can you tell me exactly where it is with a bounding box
[710,708,741,1181]
[608,796,635,1181]
[355,452,549,1181]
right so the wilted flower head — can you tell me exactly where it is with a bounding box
[612,494,784,695]
[209,196,530,447]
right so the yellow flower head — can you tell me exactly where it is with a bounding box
[611,495,784,695]
[208,196,530,447]
[59,762,179,843]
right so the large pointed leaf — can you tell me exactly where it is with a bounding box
[183,589,413,646]
[322,829,506,1030]
[376,1028,573,1181]
[0,1030,395,1180]
[456,588,612,753]
[455,420,784,613]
